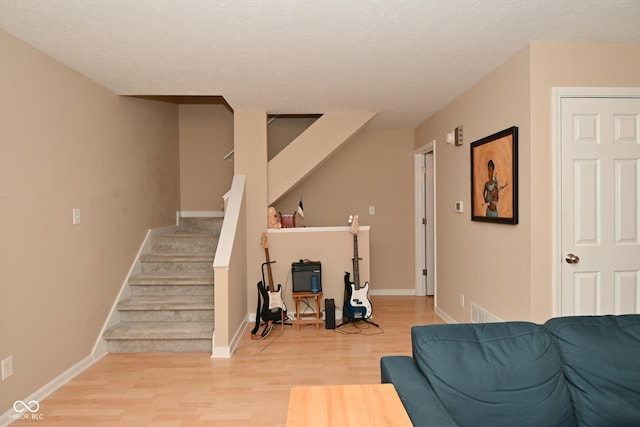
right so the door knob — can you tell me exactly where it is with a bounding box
[565,253,580,264]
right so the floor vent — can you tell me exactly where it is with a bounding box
[471,303,503,323]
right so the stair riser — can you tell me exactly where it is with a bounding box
[120,310,214,322]
[106,339,212,353]
[178,218,223,235]
[131,285,214,297]
[152,236,218,253]
[128,275,214,286]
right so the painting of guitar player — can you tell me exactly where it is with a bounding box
[470,126,518,224]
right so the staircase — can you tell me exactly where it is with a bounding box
[103,217,222,353]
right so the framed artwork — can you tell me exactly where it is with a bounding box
[470,126,518,224]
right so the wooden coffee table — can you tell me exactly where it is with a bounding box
[286,383,412,426]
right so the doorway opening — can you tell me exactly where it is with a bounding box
[414,141,436,296]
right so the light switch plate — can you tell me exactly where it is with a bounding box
[454,126,463,146]
[1,356,13,380]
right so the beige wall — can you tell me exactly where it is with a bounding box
[179,104,234,211]
[274,128,415,293]
[267,112,375,204]
[233,111,270,312]
[0,30,180,412]
[267,117,318,160]
[416,47,532,323]
[417,42,640,324]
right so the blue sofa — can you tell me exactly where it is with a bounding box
[380,315,640,427]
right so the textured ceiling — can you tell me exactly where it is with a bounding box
[1,0,639,128]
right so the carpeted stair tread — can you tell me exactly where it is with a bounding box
[140,253,215,261]
[118,295,214,311]
[104,321,213,340]
[162,232,216,238]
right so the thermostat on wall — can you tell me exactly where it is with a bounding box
[455,201,464,213]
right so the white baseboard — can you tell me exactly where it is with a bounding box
[211,314,251,359]
[1,354,101,426]
[435,306,457,324]
[211,338,231,358]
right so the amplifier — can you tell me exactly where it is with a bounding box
[291,261,322,293]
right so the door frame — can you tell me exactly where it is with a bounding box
[553,87,640,316]
[414,140,436,297]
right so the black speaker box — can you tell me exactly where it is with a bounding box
[291,261,322,293]
[325,298,336,329]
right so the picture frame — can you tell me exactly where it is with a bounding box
[470,126,518,224]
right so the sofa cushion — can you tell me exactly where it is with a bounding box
[381,356,458,427]
[412,322,575,427]
[544,315,640,427]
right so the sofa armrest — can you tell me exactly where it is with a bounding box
[380,356,457,427]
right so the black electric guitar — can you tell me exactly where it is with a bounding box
[343,215,373,320]
[251,232,287,340]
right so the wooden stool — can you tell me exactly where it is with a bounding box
[292,292,323,330]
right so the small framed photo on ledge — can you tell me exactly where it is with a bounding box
[470,126,518,224]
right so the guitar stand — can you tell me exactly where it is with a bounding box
[336,316,379,329]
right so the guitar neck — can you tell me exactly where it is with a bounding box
[352,234,360,289]
[264,247,276,292]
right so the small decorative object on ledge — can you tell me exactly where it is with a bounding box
[267,206,281,229]
[280,212,296,228]
[297,196,305,227]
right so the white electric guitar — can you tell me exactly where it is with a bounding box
[343,215,373,319]
[251,232,286,340]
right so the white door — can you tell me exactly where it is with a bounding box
[560,96,640,316]
[425,152,435,295]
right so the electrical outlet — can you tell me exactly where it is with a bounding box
[2,356,13,380]
[459,293,465,308]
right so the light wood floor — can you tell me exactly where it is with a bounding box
[18,296,443,426]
